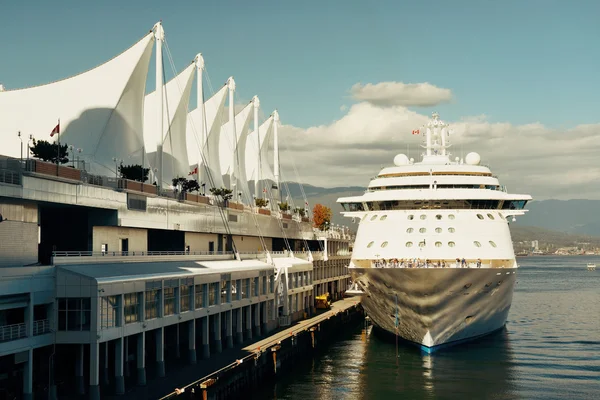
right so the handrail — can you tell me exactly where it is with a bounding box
[33,319,50,336]
[0,323,26,342]
[52,250,237,257]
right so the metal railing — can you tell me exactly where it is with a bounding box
[52,250,237,257]
[0,323,26,342]
[33,319,50,336]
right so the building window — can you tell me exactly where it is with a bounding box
[474,241,482,247]
[163,288,176,316]
[250,278,257,297]
[209,282,219,306]
[435,227,442,233]
[221,280,230,304]
[58,298,91,331]
[195,284,205,309]
[100,296,121,329]
[367,241,374,248]
[145,289,160,320]
[477,214,484,220]
[419,228,426,233]
[489,241,497,248]
[124,293,140,324]
[180,285,192,312]
[406,242,413,247]
[435,241,442,248]
[270,275,275,293]
[448,241,456,247]
[262,276,267,295]
[406,228,414,233]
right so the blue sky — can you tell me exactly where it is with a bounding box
[2,0,599,129]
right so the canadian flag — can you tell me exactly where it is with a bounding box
[188,166,198,176]
[263,188,267,193]
[50,121,60,137]
[411,129,420,135]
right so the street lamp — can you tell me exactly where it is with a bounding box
[112,157,122,179]
[17,131,23,161]
[69,145,75,167]
[27,135,33,161]
[76,148,83,169]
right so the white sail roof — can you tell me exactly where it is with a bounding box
[0,32,155,175]
[143,62,195,184]
[246,116,275,184]
[219,101,253,177]
[222,102,254,200]
[186,84,228,187]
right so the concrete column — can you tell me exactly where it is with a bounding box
[76,344,85,395]
[214,313,222,353]
[115,337,125,395]
[202,316,210,359]
[188,319,197,364]
[225,310,233,348]
[22,349,32,400]
[90,342,100,400]
[254,303,261,337]
[102,342,109,386]
[175,323,181,359]
[261,302,268,334]
[235,308,243,344]
[136,332,146,386]
[124,336,130,378]
[155,327,165,378]
[245,306,252,341]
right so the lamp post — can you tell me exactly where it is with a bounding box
[27,135,33,161]
[17,131,23,162]
[76,148,82,169]
[112,157,122,179]
[69,145,75,167]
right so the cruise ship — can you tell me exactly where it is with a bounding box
[337,112,531,352]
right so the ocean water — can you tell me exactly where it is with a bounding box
[253,256,600,400]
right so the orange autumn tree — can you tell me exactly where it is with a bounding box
[312,203,332,231]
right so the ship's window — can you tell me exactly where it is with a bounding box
[362,215,368,221]
[418,241,426,247]
[420,214,427,220]
[448,227,455,233]
[498,213,505,220]
[435,227,442,233]
[367,241,374,248]
[370,215,378,221]
[477,214,484,220]
[435,241,442,248]
[489,241,497,248]
[487,213,495,220]
[474,241,482,247]
[380,215,388,221]
[406,242,413,247]
[406,228,414,233]
[408,214,414,220]
[436,214,442,220]
[419,227,426,233]
[381,241,388,248]
[448,214,455,220]
[448,241,456,247]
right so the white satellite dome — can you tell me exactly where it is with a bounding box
[465,152,481,165]
[393,153,409,166]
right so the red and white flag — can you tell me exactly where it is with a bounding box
[411,129,420,135]
[188,166,198,176]
[263,188,267,193]
[50,121,60,137]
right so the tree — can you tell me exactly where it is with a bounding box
[29,139,69,164]
[183,179,200,193]
[293,207,306,217]
[210,187,233,202]
[255,198,269,208]
[119,164,149,182]
[278,201,290,212]
[312,203,332,230]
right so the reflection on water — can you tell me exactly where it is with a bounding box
[253,256,600,400]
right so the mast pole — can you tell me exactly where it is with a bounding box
[252,96,260,201]
[195,53,205,183]
[227,77,236,199]
[154,22,165,189]
[273,110,280,202]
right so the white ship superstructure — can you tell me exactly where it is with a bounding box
[338,112,531,352]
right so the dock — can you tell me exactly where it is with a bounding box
[154,297,363,400]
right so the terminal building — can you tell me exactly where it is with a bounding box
[0,21,353,400]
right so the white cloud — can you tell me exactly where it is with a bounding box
[350,81,453,107]
[278,101,600,200]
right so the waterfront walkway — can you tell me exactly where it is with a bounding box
[104,297,361,400]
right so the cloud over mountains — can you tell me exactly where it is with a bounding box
[350,81,453,107]
[278,82,600,200]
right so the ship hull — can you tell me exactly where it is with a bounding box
[352,267,517,352]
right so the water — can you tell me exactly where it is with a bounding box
[254,256,600,399]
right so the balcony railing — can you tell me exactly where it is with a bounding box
[33,319,51,336]
[0,323,26,342]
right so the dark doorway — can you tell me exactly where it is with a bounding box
[120,238,129,254]
[208,241,215,253]
[147,229,184,252]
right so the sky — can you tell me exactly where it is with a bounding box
[2,0,600,199]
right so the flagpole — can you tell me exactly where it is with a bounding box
[56,118,60,175]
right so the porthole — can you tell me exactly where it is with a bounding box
[448,227,455,233]
[406,227,414,233]
[435,227,442,233]
[474,241,482,247]
[498,213,505,220]
[487,213,495,220]
[362,215,368,221]
[419,241,426,247]
[420,214,427,220]
[436,214,442,220]
[367,241,374,248]
[370,215,378,221]
[477,214,484,220]
[419,228,426,233]
[405,242,413,247]
[489,241,497,248]
[435,241,442,248]
[448,214,455,220]
[448,241,456,247]
[381,241,388,248]
[408,214,414,220]
[380,215,388,221]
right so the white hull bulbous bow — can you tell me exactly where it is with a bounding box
[352,267,517,351]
